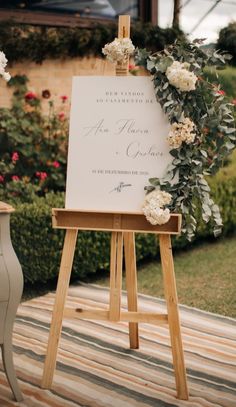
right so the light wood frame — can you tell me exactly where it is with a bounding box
[41,15,189,401]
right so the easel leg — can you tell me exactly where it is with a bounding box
[109,232,123,322]
[41,229,78,389]
[159,234,188,400]
[124,232,139,349]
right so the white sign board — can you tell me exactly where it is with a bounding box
[66,76,172,213]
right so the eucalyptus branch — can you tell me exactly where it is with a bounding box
[135,39,235,239]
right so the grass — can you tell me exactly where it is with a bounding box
[213,149,236,181]
[93,235,236,318]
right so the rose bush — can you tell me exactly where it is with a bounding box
[0,75,69,202]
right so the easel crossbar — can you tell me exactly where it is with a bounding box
[63,308,168,324]
[52,209,182,235]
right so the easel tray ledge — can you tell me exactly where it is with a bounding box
[52,208,182,235]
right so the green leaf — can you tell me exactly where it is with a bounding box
[225,141,235,150]
[202,203,211,216]
[148,178,160,186]
[225,128,236,134]
[147,59,155,71]
[200,150,208,158]
[163,100,173,108]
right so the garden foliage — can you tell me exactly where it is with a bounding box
[217,22,236,66]
[135,40,235,239]
[0,75,68,201]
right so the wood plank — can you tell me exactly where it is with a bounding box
[124,232,139,348]
[121,311,168,323]
[159,234,189,400]
[41,229,78,389]
[118,15,130,38]
[64,308,168,324]
[117,13,139,348]
[52,209,182,235]
[116,15,130,75]
[109,232,123,321]
[0,9,114,28]
[151,0,158,25]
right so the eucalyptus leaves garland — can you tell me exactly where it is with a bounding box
[135,40,236,240]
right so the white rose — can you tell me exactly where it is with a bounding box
[0,51,8,68]
[166,60,198,92]
[143,206,171,225]
[2,71,11,82]
[0,51,10,82]
[142,189,172,225]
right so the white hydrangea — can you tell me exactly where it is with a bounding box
[0,51,10,82]
[102,38,135,64]
[144,189,172,207]
[143,206,171,226]
[166,60,197,92]
[142,189,172,225]
[0,51,7,68]
[167,117,196,149]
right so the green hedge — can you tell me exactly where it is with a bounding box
[217,22,236,66]
[9,153,236,285]
[0,22,184,64]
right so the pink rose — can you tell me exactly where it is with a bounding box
[52,161,60,168]
[217,90,225,96]
[41,172,47,180]
[12,175,20,181]
[36,171,47,181]
[12,152,19,162]
[128,64,136,70]
[58,112,65,121]
[0,175,4,183]
[25,91,37,100]
[60,95,68,103]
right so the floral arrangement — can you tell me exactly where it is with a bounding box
[102,38,135,63]
[142,190,172,225]
[165,61,197,92]
[102,37,235,239]
[135,40,235,238]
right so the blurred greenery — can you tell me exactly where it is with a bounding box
[204,66,236,98]
[217,22,236,66]
[0,22,184,63]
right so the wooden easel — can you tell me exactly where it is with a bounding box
[41,16,189,401]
